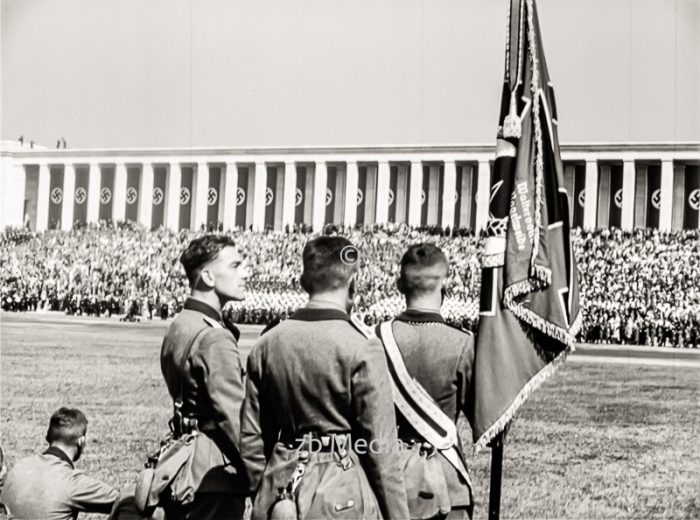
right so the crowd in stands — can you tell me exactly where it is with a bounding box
[1,222,698,347]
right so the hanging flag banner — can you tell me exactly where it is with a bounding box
[437,165,445,227]
[207,166,222,229]
[645,164,661,228]
[356,166,367,225]
[235,167,250,229]
[99,167,115,222]
[125,167,141,223]
[151,167,167,229]
[325,167,338,224]
[684,165,700,229]
[572,164,586,228]
[608,164,623,228]
[179,167,194,230]
[420,165,430,226]
[48,167,65,229]
[73,167,89,225]
[467,0,581,451]
[388,166,398,223]
[265,166,278,229]
[292,166,305,224]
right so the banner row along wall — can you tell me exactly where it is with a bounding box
[2,143,698,232]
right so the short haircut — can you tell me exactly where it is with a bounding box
[46,407,88,444]
[399,243,449,297]
[180,234,237,286]
[300,236,359,295]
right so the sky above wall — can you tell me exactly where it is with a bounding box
[1,0,698,149]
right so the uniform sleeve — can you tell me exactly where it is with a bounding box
[195,328,246,465]
[351,337,410,520]
[68,470,119,514]
[239,343,269,495]
[458,333,476,426]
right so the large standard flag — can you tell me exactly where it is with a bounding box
[468,0,581,452]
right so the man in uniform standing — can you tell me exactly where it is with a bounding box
[160,234,250,519]
[0,408,119,519]
[373,244,474,520]
[241,236,409,520]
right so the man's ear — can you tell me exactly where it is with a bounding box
[199,267,215,288]
[77,435,86,449]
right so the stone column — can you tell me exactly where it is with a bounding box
[621,159,635,230]
[474,160,491,233]
[113,162,127,223]
[671,163,685,230]
[442,160,457,229]
[61,164,76,230]
[312,160,328,232]
[407,160,423,227]
[344,161,359,227]
[583,159,598,230]
[139,162,154,229]
[252,161,267,231]
[659,160,674,231]
[87,163,101,223]
[36,163,51,231]
[194,161,209,229]
[222,162,238,231]
[282,161,297,228]
[166,162,182,230]
[375,160,390,224]
[1,163,26,228]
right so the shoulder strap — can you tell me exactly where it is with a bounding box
[378,320,472,488]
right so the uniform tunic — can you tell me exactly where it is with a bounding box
[241,306,410,520]
[0,447,118,520]
[160,298,248,519]
[383,309,475,518]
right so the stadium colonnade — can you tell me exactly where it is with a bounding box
[1,141,699,232]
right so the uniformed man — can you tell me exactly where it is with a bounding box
[0,407,119,519]
[240,236,410,520]
[372,243,474,520]
[160,234,250,519]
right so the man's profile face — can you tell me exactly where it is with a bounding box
[204,246,249,303]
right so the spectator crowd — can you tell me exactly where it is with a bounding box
[1,222,698,347]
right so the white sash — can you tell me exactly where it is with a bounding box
[378,320,472,488]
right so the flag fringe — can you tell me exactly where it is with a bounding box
[473,340,571,454]
[526,0,545,275]
[474,286,583,453]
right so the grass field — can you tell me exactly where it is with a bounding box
[1,313,699,519]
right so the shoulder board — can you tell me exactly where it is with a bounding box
[350,314,374,339]
[444,321,474,336]
[203,316,223,329]
[261,317,283,336]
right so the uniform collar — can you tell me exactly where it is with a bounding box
[184,297,222,322]
[44,446,74,469]
[184,297,240,341]
[289,307,351,322]
[396,308,445,324]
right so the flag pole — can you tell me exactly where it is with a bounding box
[488,431,505,520]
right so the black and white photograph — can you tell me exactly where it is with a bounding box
[1,1,699,519]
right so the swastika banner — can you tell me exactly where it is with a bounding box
[48,167,64,229]
[207,166,221,230]
[99,167,115,222]
[125,167,141,223]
